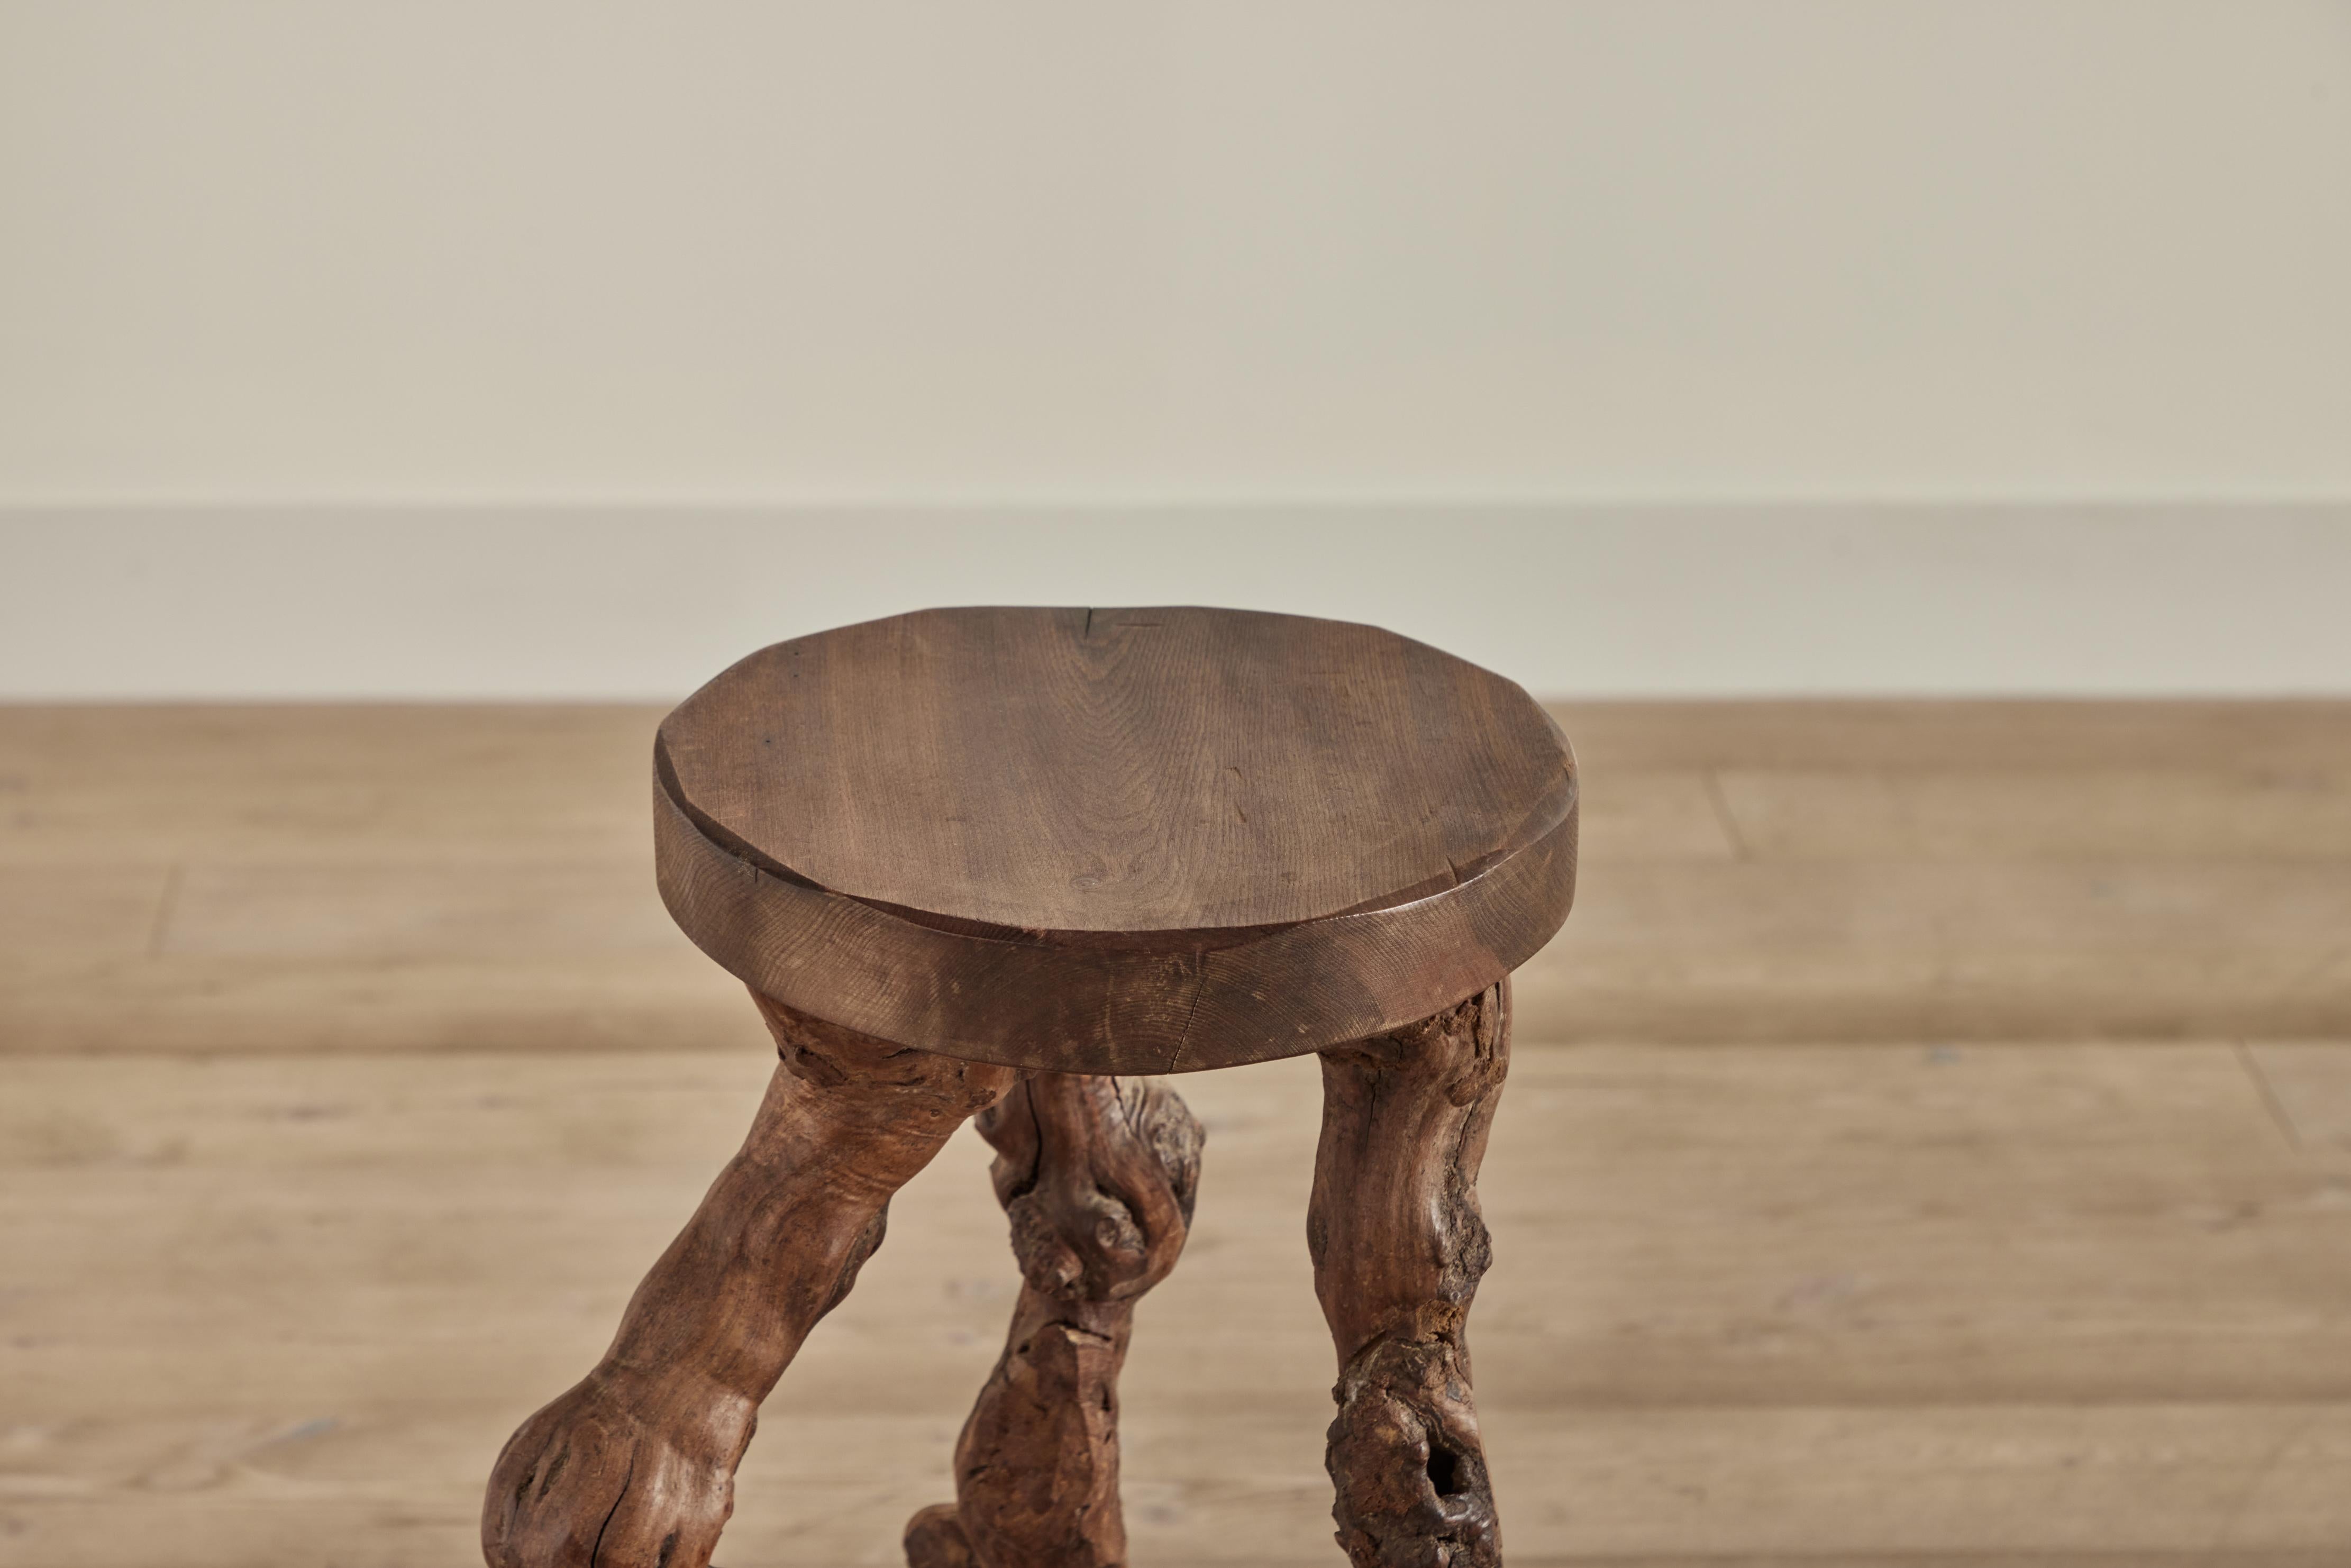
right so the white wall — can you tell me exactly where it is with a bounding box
[3,2,2346,504]
[3,6,2347,697]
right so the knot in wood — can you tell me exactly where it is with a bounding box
[981,1073,1203,1305]
[1327,1336,1499,1568]
[1334,988,1508,1108]
[753,990,1016,1117]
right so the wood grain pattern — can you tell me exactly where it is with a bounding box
[1547,699,2351,772]
[8,699,2351,1566]
[658,772,1573,1074]
[484,995,1014,1568]
[2244,1042,2351,1165]
[659,608,1573,934]
[635,612,1557,1557]
[11,701,2351,1053]
[1311,984,1510,1568]
[8,1042,2349,1564]
[652,608,1577,1071]
[1514,858,2351,1042]
[906,1072,1202,1568]
[0,862,172,954]
[1714,767,2351,860]
[0,704,660,864]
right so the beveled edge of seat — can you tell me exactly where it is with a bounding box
[652,607,1581,941]
[652,762,1578,1075]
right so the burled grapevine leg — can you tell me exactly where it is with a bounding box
[904,1071,1204,1568]
[1308,981,1510,1568]
[482,991,1015,1568]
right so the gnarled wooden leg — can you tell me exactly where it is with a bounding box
[905,1072,1204,1568]
[482,992,1015,1568]
[1309,981,1510,1568]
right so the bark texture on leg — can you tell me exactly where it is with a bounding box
[483,991,1015,1568]
[905,1072,1204,1568]
[1309,981,1510,1568]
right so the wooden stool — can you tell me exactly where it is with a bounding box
[483,606,1578,1568]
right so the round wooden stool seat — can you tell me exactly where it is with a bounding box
[653,605,1577,1074]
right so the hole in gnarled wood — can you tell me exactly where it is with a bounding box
[1425,1437,1462,1497]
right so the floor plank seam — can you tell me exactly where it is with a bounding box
[142,861,184,960]
[1699,768,1753,860]
[2234,1041,2306,1153]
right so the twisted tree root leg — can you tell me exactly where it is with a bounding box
[482,991,1015,1568]
[1309,982,1511,1568]
[906,1072,1204,1568]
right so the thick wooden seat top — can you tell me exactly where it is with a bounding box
[653,606,1576,1073]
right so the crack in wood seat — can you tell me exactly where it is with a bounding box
[653,604,1578,1074]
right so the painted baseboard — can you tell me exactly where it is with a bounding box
[2,502,2346,699]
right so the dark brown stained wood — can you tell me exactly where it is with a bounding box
[653,608,1577,1073]
[483,993,1016,1568]
[905,1071,1202,1568]
[512,611,1568,1567]
[660,608,1571,935]
[1311,982,1510,1568]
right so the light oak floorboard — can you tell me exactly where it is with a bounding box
[4,1043,2348,1563]
[0,953,758,1054]
[1512,860,2351,1041]
[0,705,661,867]
[7,701,2351,1563]
[18,859,2347,1050]
[1547,701,2351,772]
[1575,768,1741,863]
[0,863,170,957]
[11,705,2351,1049]
[8,1407,2348,1566]
[2243,1043,2351,1165]
[1712,769,2351,861]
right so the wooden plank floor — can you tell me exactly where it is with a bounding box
[8,701,2351,1052]
[4,701,2350,1565]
